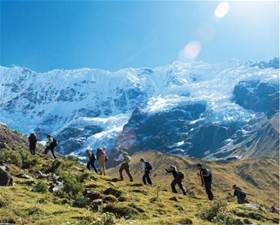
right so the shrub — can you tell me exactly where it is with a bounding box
[19,150,38,169]
[32,181,48,193]
[0,148,22,167]
[212,211,237,225]
[199,200,227,221]
[79,172,90,183]
[61,174,83,198]
[93,212,117,225]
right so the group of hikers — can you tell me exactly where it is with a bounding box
[28,132,249,204]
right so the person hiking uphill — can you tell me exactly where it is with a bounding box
[232,185,248,204]
[28,133,37,155]
[140,158,152,185]
[115,149,133,182]
[96,147,106,175]
[86,148,98,173]
[165,165,186,195]
[44,134,57,159]
[197,163,214,200]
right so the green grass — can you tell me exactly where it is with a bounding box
[0,148,279,225]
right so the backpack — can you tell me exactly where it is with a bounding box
[177,171,184,180]
[90,154,96,161]
[52,138,58,147]
[124,154,131,163]
[97,148,105,156]
[145,162,152,170]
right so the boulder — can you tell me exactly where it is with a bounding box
[103,187,123,198]
[0,167,13,186]
[90,199,102,211]
[102,195,118,203]
[73,197,91,208]
[83,189,103,200]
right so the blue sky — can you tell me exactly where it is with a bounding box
[0,1,279,72]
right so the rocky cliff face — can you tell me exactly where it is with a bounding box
[0,59,279,159]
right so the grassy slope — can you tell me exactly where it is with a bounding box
[117,151,279,205]
[0,148,278,225]
[0,124,279,225]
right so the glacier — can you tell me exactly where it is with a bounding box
[0,60,278,158]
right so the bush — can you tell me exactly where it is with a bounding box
[0,148,22,167]
[19,150,39,169]
[61,174,83,198]
[199,200,227,221]
[79,172,90,183]
[0,148,39,169]
[212,211,237,225]
[32,181,48,193]
[93,213,117,225]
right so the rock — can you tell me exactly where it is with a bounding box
[0,142,8,149]
[129,183,143,187]
[118,196,128,202]
[234,219,244,225]
[102,195,118,203]
[51,181,64,193]
[83,189,102,200]
[0,217,16,224]
[103,204,139,218]
[36,171,48,179]
[73,197,91,208]
[90,199,102,211]
[243,218,252,224]
[131,189,148,195]
[20,180,35,186]
[85,183,98,188]
[233,80,279,117]
[0,167,13,186]
[103,187,122,198]
[128,203,145,213]
[45,160,62,174]
[16,173,33,180]
[178,218,193,224]
[169,196,178,202]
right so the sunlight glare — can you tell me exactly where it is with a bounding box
[179,41,202,60]
[215,2,230,18]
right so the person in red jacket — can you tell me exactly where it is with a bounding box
[96,147,106,175]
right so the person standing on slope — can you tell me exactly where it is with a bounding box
[197,163,214,200]
[28,133,37,155]
[86,148,98,173]
[115,149,133,182]
[140,158,153,185]
[232,185,249,204]
[44,134,57,159]
[96,147,106,175]
[165,165,186,195]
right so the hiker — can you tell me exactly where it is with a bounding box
[96,147,106,175]
[28,133,37,155]
[115,149,133,182]
[44,134,57,159]
[140,158,152,185]
[86,148,98,173]
[197,163,214,200]
[232,185,248,204]
[165,165,186,195]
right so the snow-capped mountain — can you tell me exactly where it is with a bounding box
[0,59,278,159]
